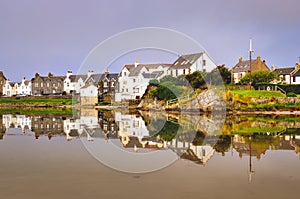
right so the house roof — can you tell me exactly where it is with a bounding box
[273,67,295,75]
[169,52,203,70]
[142,71,164,79]
[292,69,300,76]
[85,73,119,83]
[232,59,258,73]
[69,75,87,82]
[126,64,171,77]
[80,84,97,89]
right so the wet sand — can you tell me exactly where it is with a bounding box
[0,136,300,199]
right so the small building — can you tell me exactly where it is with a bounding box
[273,66,294,84]
[231,55,270,84]
[167,52,216,77]
[63,71,87,94]
[273,62,300,84]
[79,84,98,105]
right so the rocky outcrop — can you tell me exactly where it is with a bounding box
[189,90,226,111]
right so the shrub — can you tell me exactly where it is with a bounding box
[286,92,297,97]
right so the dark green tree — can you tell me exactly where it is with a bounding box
[240,71,278,86]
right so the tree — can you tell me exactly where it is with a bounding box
[152,81,183,100]
[240,71,278,86]
[185,71,207,89]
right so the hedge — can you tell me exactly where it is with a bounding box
[255,83,300,94]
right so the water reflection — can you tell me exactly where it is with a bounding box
[1,110,300,171]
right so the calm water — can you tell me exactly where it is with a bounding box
[0,110,300,199]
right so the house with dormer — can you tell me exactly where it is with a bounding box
[167,52,216,77]
[231,55,270,84]
[115,60,171,101]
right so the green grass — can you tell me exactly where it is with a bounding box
[0,108,74,115]
[0,98,75,105]
[233,126,286,133]
[230,90,285,98]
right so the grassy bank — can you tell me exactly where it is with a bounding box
[0,98,75,106]
[0,108,74,115]
[230,90,285,98]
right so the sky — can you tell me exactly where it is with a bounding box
[0,0,300,81]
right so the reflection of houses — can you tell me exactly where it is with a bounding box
[115,60,171,101]
[2,114,31,132]
[115,112,149,140]
[0,115,6,140]
[167,135,216,165]
[167,52,216,77]
[231,55,269,84]
[232,135,267,159]
[31,116,64,139]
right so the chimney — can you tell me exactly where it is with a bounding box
[66,71,73,78]
[105,68,109,75]
[239,57,243,62]
[263,60,266,65]
[135,59,139,67]
[48,72,53,77]
[87,70,94,77]
[257,55,261,62]
[296,62,300,71]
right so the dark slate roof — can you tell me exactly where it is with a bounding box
[232,59,257,73]
[106,73,119,81]
[128,64,171,77]
[273,67,295,75]
[142,71,164,79]
[169,53,203,70]
[69,75,87,82]
[292,69,300,76]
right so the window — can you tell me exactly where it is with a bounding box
[123,81,127,85]
[203,59,206,66]
[67,83,69,87]
[133,79,136,83]
[183,69,186,75]
[124,72,127,76]
[126,89,128,92]
[35,83,38,87]
[47,83,50,87]
[111,82,115,87]
[293,76,296,82]
[176,70,178,76]
[41,82,43,87]
[104,81,108,87]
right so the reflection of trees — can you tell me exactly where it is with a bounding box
[213,135,232,156]
[192,131,205,146]
[148,118,180,141]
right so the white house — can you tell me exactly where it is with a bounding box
[18,77,32,96]
[2,80,18,96]
[167,52,216,77]
[115,60,171,101]
[79,84,98,105]
[63,71,87,94]
[273,62,300,84]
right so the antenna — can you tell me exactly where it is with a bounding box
[249,38,255,90]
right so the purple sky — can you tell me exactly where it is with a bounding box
[1,0,300,81]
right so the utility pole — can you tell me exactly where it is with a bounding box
[249,38,255,90]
